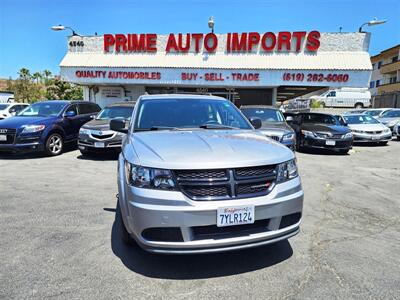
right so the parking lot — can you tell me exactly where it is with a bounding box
[1,141,399,299]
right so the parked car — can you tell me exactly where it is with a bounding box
[111,94,303,254]
[0,92,15,103]
[78,102,135,155]
[0,100,100,155]
[343,109,367,115]
[240,105,296,150]
[394,122,400,140]
[0,103,29,119]
[364,108,392,119]
[342,114,392,145]
[290,112,353,154]
[310,88,371,108]
[377,109,400,133]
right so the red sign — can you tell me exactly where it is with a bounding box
[103,31,320,53]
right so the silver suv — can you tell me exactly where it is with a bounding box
[111,94,303,254]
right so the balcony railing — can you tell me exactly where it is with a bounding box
[380,60,400,74]
[377,81,400,94]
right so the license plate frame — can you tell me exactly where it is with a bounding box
[94,142,105,148]
[217,205,255,227]
[326,140,336,146]
[0,135,7,141]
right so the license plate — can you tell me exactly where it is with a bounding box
[326,140,336,146]
[0,135,6,141]
[372,136,379,140]
[217,205,255,227]
[94,142,105,148]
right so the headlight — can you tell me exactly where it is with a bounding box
[301,130,316,138]
[387,120,397,127]
[277,159,298,183]
[125,162,177,190]
[79,128,91,135]
[384,128,391,133]
[352,129,363,133]
[21,124,45,133]
[282,132,295,141]
[344,132,353,139]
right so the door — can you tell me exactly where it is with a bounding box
[62,104,81,141]
[78,103,101,126]
[325,91,336,107]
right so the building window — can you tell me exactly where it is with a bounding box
[376,80,380,87]
[372,63,375,70]
[392,56,398,63]
[369,81,375,88]
[390,77,397,84]
[378,61,382,69]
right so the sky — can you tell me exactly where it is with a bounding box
[0,0,399,79]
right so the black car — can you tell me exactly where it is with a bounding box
[78,102,135,155]
[240,105,296,150]
[290,112,353,154]
[0,100,101,156]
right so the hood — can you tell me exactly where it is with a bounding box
[348,123,388,131]
[301,123,351,134]
[378,117,400,124]
[124,130,294,169]
[82,119,110,131]
[259,122,293,136]
[0,116,57,128]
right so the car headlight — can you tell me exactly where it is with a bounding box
[352,129,363,133]
[21,124,45,133]
[79,128,91,135]
[344,132,353,139]
[277,159,298,183]
[384,128,391,133]
[301,130,316,138]
[387,120,397,127]
[125,162,177,190]
[282,132,295,141]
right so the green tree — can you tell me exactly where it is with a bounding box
[10,68,44,103]
[45,78,83,100]
[42,70,52,85]
[32,72,42,84]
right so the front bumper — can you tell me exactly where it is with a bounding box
[118,159,303,254]
[0,134,44,152]
[78,133,123,151]
[302,136,352,150]
[352,132,392,142]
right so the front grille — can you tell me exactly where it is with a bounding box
[315,132,343,139]
[192,219,270,240]
[91,133,114,140]
[173,165,276,201]
[365,131,382,134]
[0,128,16,144]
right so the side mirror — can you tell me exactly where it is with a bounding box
[110,119,128,134]
[65,110,76,118]
[249,117,262,129]
[90,114,96,119]
[286,116,294,122]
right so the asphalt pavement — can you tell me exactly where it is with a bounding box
[1,141,399,299]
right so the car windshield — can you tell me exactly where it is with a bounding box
[19,102,67,117]
[343,115,379,124]
[365,110,383,117]
[134,98,252,130]
[0,104,10,110]
[241,108,284,122]
[381,110,400,118]
[302,114,337,125]
[96,106,134,120]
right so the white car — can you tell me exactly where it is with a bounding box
[342,114,392,145]
[0,103,30,120]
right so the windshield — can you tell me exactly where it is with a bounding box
[134,98,252,130]
[381,110,400,118]
[241,108,284,122]
[96,106,134,120]
[365,110,383,117]
[303,114,337,125]
[19,102,67,117]
[0,104,10,110]
[343,115,379,124]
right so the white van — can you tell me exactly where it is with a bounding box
[0,92,15,103]
[310,88,371,108]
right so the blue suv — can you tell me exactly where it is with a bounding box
[0,100,101,156]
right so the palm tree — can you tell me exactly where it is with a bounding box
[43,70,52,80]
[32,72,42,84]
[18,68,31,80]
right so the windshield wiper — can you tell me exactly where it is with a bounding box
[135,126,183,131]
[199,123,238,130]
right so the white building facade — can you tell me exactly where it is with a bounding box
[59,31,372,107]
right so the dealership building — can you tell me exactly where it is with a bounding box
[59,31,372,107]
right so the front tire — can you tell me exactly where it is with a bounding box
[354,103,364,109]
[45,133,63,156]
[339,149,349,155]
[379,141,388,146]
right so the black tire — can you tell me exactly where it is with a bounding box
[379,141,388,146]
[354,103,364,109]
[79,148,91,156]
[117,202,136,246]
[320,102,326,108]
[45,133,64,156]
[339,149,349,155]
